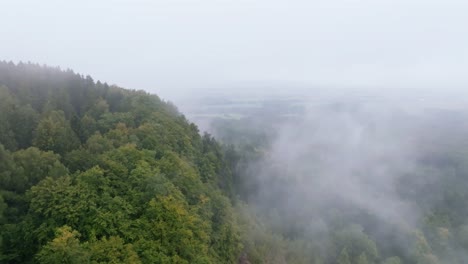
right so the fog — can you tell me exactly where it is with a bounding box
[3,0,468,262]
[2,0,468,101]
[263,104,418,226]
[176,86,468,262]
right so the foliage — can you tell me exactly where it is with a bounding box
[0,62,241,263]
[2,61,468,264]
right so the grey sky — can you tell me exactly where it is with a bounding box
[2,0,467,100]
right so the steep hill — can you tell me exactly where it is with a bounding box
[0,61,240,263]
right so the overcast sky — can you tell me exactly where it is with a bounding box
[2,0,468,100]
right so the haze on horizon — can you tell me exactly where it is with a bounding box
[2,0,468,101]
[3,2,468,263]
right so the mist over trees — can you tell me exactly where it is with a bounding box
[199,95,468,264]
[1,61,468,264]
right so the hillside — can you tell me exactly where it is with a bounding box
[3,62,468,264]
[0,61,241,263]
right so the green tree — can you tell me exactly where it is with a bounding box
[36,226,89,264]
[411,231,441,264]
[85,133,113,154]
[11,104,39,148]
[89,236,140,264]
[0,85,17,150]
[86,98,109,119]
[357,252,369,264]
[11,147,68,193]
[29,176,97,242]
[142,194,211,263]
[0,144,15,192]
[337,248,351,264]
[33,110,80,155]
[332,225,379,263]
[382,256,402,264]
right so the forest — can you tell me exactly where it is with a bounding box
[0,61,242,263]
[1,61,468,264]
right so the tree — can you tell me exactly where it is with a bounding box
[85,133,113,154]
[88,236,141,264]
[411,231,440,264]
[0,85,17,150]
[86,98,109,119]
[332,225,379,263]
[382,256,402,264]
[0,144,15,192]
[33,110,80,155]
[11,147,68,193]
[142,194,211,263]
[337,248,351,264]
[0,195,6,222]
[356,252,369,264]
[36,226,89,264]
[11,104,39,148]
[29,176,98,241]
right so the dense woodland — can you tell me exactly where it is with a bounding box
[0,62,242,263]
[1,61,468,263]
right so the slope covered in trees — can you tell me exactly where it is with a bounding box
[3,61,468,264]
[0,62,241,263]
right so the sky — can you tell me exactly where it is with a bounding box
[2,0,468,101]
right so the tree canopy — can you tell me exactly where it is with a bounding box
[0,61,240,263]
